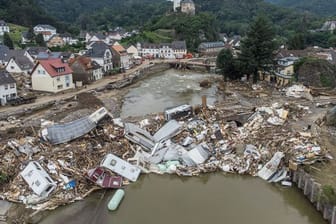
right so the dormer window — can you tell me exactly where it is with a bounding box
[56,67,65,73]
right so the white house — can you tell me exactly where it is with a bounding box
[31,58,75,93]
[140,43,160,58]
[20,161,56,197]
[33,24,57,42]
[5,56,34,75]
[0,20,9,36]
[127,45,139,57]
[85,42,113,72]
[85,32,109,44]
[0,70,17,105]
[172,41,187,59]
[159,43,174,59]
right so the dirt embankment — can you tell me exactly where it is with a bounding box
[297,58,336,88]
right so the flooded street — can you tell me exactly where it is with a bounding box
[120,69,220,118]
[39,69,326,224]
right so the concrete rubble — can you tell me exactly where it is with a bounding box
[0,86,331,214]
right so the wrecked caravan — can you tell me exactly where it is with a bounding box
[258,152,285,181]
[101,154,141,182]
[86,167,123,189]
[42,107,109,145]
[124,123,156,151]
[153,119,182,142]
[164,104,192,121]
[20,161,57,197]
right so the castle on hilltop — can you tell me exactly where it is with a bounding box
[173,0,195,15]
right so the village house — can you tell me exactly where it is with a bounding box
[85,32,109,44]
[21,31,32,44]
[47,34,65,48]
[139,43,160,58]
[173,0,181,12]
[5,50,34,75]
[31,58,74,93]
[0,70,17,105]
[126,45,141,66]
[126,45,139,58]
[321,20,336,32]
[33,24,57,42]
[138,41,187,59]
[181,0,195,15]
[159,43,174,59]
[69,56,103,85]
[60,33,78,45]
[85,42,113,72]
[0,45,10,66]
[0,20,10,36]
[261,56,299,87]
[172,41,187,59]
[111,44,130,70]
[198,42,225,55]
[108,31,122,42]
[25,47,50,62]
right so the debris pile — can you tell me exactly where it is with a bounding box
[0,101,330,212]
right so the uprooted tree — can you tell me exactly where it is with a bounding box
[238,15,278,83]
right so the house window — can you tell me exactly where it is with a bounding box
[56,77,61,82]
[57,84,63,90]
[66,83,70,87]
[4,84,8,90]
[10,83,15,89]
[10,66,14,70]
[10,93,16,98]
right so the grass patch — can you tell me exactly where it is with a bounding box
[8,23,29,48]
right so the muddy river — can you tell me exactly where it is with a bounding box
[40,69,326,224]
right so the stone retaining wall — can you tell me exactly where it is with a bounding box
[292,168,336,223]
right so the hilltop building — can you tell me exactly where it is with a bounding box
[181,0,195,15]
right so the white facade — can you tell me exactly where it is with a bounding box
[173,49,187,59]
[173,0,181,11]
[120,54,130,69]
[33,25,57,35]
[31,64,75,93]
[93,68,103,80]
[141,47,159,58]
[0,82,17,105]
[5,58,32,75]
[20,161,56,197]
[91,49,113,72]
[159,45,175,59]
[127,45,139,57]
[0,23,9,36]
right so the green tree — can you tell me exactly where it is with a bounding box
[288,33,305,50]
[26,27,35,40]
[217,49,237,81]
[35,33,46,47]
[3,32,14,49]
[238,15,278,83]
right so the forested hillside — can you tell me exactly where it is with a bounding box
[37,0,171,30]
[265,0,336,16]
[35,0,321,36]
[0,0,56,27]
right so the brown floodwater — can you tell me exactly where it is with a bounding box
[40,174,326,224]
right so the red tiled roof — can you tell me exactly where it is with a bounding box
[111,44,126,53]
[38,59,73,77]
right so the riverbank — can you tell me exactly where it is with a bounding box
[1,68,336,223]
